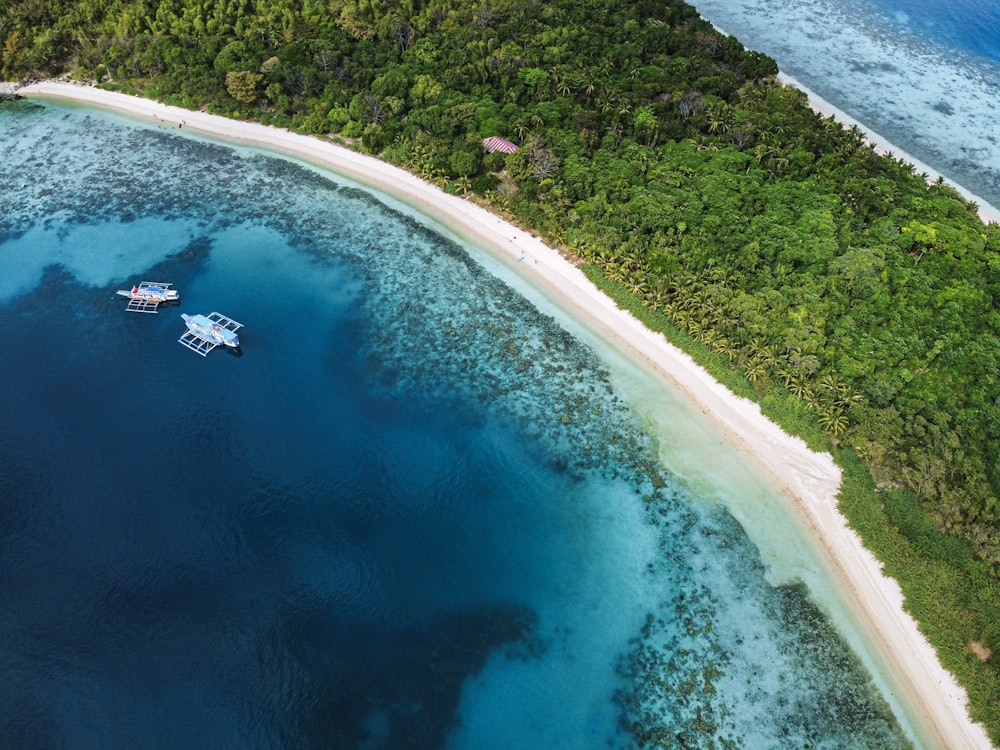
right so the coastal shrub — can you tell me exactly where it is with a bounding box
[327,107,350,132]
[361,123,385,152]
[341,120,363,139]
[224,70,262,105]
[301,110,330,135]
[449,150,478,178]
[470,173,500,195]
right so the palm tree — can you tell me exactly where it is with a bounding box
[606,265,628,284]
[669,274,698,297]
[706,106,726,134]
[628,279,649,296]
[747,336,770,362]
[817,374,841,395]
[780,369,812,400]
[737,83,762,109]
[817,405,850,439]
[713,336,738,360]
[758,345,778,369]
[834,390,864,411]
[616,98,632,122]
[643,290,667,310]
[794,384,815,404]
[605,122,623,146]
[700,327,719,347]
[744,360,765,383]
[573,240,598,264]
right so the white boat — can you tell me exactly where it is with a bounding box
[179,312,243,356]
[116,281,179,313]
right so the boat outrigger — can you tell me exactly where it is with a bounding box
[116,281,179,313]
[179,312,243,356]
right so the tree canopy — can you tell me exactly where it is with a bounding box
[3,0,1000,740]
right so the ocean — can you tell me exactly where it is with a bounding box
[691,0,1000,215]
[0,99,917,748]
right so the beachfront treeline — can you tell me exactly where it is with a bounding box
[4,0,1000,739]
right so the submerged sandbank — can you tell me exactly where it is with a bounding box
[14,80,993,749]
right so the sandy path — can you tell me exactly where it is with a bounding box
[16,80,995,750]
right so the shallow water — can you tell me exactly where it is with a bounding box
[691,0,1000,213]
[0,99,914,748]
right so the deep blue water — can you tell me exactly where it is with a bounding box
[0,99,914,748]
[869,0,1000,62]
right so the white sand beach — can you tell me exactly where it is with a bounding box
[16,80,995,750]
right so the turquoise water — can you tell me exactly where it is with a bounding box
[0,98,912,748]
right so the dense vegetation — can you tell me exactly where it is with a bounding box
[4,0,1000,741]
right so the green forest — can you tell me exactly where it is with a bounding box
[3,0,1000,741]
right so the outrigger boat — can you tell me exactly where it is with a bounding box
[179,312,243,356]
[117,281,179,313]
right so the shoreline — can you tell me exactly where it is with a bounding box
[15,80,993,749]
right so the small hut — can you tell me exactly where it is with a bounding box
[482,136,519,154]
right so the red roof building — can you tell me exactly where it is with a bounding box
[482,136,519,154]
